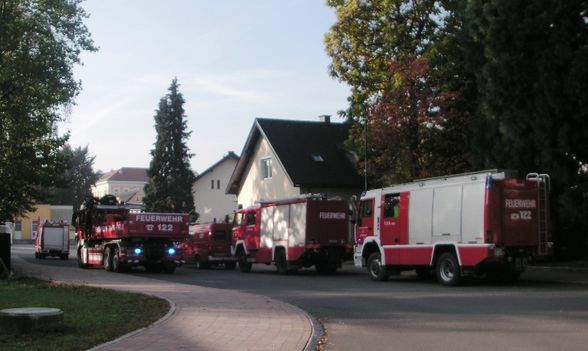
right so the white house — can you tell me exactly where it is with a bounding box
[92,167,149,204]
[226,117,363,208]
[193,152,239,223]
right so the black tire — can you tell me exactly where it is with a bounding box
[367,252,389,281]
[195,256,210,269]
[225,262,237,270]
[77,248,88,269]
[35,252,39,259]
[39,253,46,259]
[436,252,461,286]
[60,254,68,260]
[103,246,113,272]
[112,247,127,273]
[276,250,289,275]
[237,250,252,273]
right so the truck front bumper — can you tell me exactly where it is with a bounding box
[353,245,364,268]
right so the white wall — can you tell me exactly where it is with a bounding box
[193,157,238,223]
[237,137,299,207]
[92,180,146,199]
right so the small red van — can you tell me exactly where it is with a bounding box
[181,223,236,269]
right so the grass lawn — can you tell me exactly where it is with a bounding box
[0,278,169,351]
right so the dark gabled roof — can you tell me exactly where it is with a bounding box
[227,118,362,194]
[195,151,239,182]
[97,167,149,183]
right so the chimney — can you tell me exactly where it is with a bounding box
[318,115,331,123]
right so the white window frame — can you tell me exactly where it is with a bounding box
[261,157,273,180]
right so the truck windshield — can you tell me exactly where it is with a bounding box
[233,213,243,226]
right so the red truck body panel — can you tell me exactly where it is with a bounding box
[87,213,189,240]
[486,178,542,247]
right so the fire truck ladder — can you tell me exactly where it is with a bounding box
[527,173,551,256]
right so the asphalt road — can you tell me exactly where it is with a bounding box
[11,245,588,351]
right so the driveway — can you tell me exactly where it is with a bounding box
[10,245,315,351]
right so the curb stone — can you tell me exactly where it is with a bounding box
[87,296,177,351]
[300,308,323,351]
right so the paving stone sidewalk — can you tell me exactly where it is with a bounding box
[12,251,314,351]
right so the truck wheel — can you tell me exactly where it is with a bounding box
[276,251,288,275]
[35,252,39,259]
[60,254,69,260]
[112,247,126,273]
[225,262,236,270]
[104,246,113,272]
[77,248,88,269]
[367,252,389,281]
[237,251,252,273]
[436,252,461,286]
[276,251,298,275]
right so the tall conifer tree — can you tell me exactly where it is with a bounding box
[464,0,588,256]
[144,79,197,219]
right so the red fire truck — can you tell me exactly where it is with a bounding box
[72,195,189,273]
[354,170,552,285]
[179,222,236,269]
[232,195,352,274]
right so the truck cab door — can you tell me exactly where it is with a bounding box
[245,210,260,250]
[232,212,245,243]
[380,193,400,245]
[356,198,375,244]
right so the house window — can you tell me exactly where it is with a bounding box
[211,180,214,189]
[15,221,22,231]
[261,158,272,179]
[217,180,220,189]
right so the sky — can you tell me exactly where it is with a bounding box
[59,0,351,174]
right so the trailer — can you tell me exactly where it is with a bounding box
[34,222,69,260]
[232,194,352,274]
[354,170,552,285]
[72,195,189,273]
